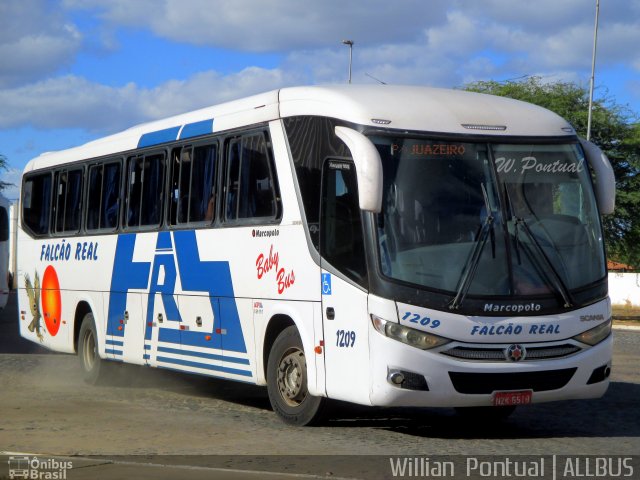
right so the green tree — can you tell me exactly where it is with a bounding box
[464,77,640,267]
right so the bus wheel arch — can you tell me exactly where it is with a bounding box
[78,311,105,384]
[266,324,325,426]
[73,301,93,354]
[262,314,296,380]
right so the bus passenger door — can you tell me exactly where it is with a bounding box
[320,159,371,404]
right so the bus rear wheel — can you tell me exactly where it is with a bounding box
[267,326,324,426]
[78,312,104,385]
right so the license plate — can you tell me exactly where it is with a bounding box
[492,390,533,406]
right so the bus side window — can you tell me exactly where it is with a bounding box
[224,132,279,222]
[126,153,165,229]
[170,142,217,226]
[225,139,241,220]
[320,160,367,287]
[102,162,121,229]
[53,168,82,234]
[22,173,52,235]
[87,161,121,231]
[190,143,217,223]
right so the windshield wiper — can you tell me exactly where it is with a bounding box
[503,186,522,265]
[514,218,575,308]
[449,184,494,310]
[503,185,574,307]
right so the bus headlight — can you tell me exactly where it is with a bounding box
[371,315,451,350]
[572,319,612,346]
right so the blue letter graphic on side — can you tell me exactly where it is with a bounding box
[107,234,151,337]
[145,232,182,341]
[173,230,247,353]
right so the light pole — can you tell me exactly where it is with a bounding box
[342,40,354,84]
[587,0,600,141]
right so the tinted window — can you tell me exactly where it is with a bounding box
[224,133,279,221]
[126,153,165,228]
[0,207,8,242]
[170,143,217,225]
[321,160,367,286]
[284,116,349,250]
[87,162,121,231]
[22,173,52,235]
[52,169,83,234]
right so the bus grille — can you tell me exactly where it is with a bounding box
[441,344,581,361]
[449,368,577,394]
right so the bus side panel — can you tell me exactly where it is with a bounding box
[253,299,323,395]
[17,226,118,354]
[321,272,371,405]
[221,296,256,381]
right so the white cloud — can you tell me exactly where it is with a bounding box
[60,0,640,75]
[0,68,298,133]
[1,0,639,148]
[64,0,447,51]
[0,0,83,87]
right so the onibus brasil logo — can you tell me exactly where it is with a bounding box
[7,456,72,479]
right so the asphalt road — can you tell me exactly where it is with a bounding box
[1,291,639,480]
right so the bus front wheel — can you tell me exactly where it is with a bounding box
[78,313,104,385]
[267,326,324,426]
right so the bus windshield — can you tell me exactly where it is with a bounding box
[371,136,605,303]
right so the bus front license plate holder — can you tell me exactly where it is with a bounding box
[492,390,533,406]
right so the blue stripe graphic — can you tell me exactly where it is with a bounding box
[179,119,214,139]
[106,348,123,356]
[156,356,252,377]
[158,328,181,344]
[157,346,250,365]
[138,126,181,148]
[106,340,124,346]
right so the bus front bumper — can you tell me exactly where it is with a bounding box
[368,330,612,408]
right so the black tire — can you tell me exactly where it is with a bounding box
[78,313,104,385]
[454,405,516,422]
[266,326,325,426]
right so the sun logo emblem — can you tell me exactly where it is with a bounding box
[24,266,62,342]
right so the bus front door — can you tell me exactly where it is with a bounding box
[320,159,371,405]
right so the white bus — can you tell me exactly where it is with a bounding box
[18,86,616,425]
[0,193,11,309]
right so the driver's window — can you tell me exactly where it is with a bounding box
[320,160,367,287]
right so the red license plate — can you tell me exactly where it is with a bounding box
[492,390,533,406]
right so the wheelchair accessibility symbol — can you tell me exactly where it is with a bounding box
[322,273,332,295]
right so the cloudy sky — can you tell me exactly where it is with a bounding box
[1,0,639,200]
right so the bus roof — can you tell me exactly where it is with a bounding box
[24,85,575,172]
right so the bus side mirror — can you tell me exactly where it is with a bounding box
[580,139,616,215]
[334,126,383,213]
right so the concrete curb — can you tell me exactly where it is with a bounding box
[613,324,640,332]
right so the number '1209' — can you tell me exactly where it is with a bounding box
[336,330,356,347]
[402,312,441,328]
